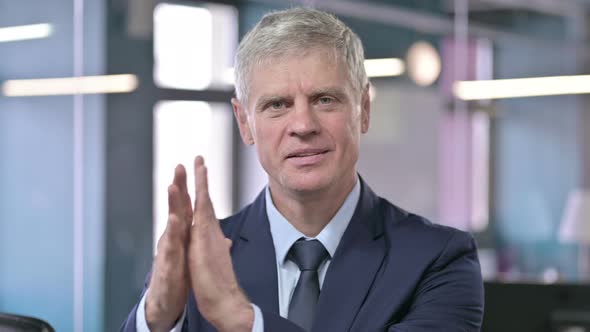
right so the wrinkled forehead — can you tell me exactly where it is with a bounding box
[249,49,353,97]
[258,46,340,66]
[245,47,356,98]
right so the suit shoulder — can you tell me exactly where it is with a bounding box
[377,197,479,277]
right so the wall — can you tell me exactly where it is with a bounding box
[0,0,105,331]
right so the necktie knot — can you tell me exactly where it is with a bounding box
[288,239,329,271]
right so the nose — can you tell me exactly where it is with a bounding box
[288,101,320,138]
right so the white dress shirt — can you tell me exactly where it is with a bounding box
[136,178,360,331]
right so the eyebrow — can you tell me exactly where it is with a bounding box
[254,95,289,111]
[254,87,349,110]
[308,87,349,102]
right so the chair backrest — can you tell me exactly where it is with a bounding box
[0,313,55,332]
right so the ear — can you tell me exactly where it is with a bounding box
[231,97,255,145]
[360,83,371,134]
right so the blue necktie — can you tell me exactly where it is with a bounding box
[287,239,329,331]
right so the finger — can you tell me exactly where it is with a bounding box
[167,184,184,217]
[193,156,215,221]
[172,164,193,222]
[173,164,187,193]
[167,185,190,237]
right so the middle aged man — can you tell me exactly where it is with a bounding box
[121,7,484,332]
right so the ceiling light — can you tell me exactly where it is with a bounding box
[364,58,405,78]
[406,41,441,86]
[0,23,52,43]
[2,74,139,96]
[454,75,590,100]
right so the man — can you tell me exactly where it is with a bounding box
[122,7,484,332]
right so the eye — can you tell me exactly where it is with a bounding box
[270,101,285,110]
[318,96,334,105]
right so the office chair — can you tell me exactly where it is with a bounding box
[0,313,54,332]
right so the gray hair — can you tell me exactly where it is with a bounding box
[234,7,368,103]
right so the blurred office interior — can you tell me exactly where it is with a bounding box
[2,0,590,330]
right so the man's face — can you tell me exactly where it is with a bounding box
[232,48,371,197]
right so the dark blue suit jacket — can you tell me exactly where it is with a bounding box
[122,180,484,331]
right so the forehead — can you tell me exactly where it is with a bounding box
[246,48,354,104]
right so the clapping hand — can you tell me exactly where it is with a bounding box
[146,156,253,332]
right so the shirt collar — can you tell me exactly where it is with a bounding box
[265,177,361,266]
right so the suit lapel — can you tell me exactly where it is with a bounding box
[231,191,280,314]
[313,181,387,332]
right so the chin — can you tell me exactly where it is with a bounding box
[280,171,333,194]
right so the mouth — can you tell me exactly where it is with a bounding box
[285,148,331,166]
[286,149,330,159]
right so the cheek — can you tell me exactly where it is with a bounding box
[253,122,283,160]
[341,113,362,142]
[339,117,363,161]
[322,117,360,160]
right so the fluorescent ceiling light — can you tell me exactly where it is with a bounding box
[454,75,590,100]
[364,58,405,78]
[2,74,139,96]
[0,23,53,43]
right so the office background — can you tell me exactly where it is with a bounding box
[1,0,590,331]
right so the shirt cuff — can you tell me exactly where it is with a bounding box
[251,303,264,332]
[136,289,186,332]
